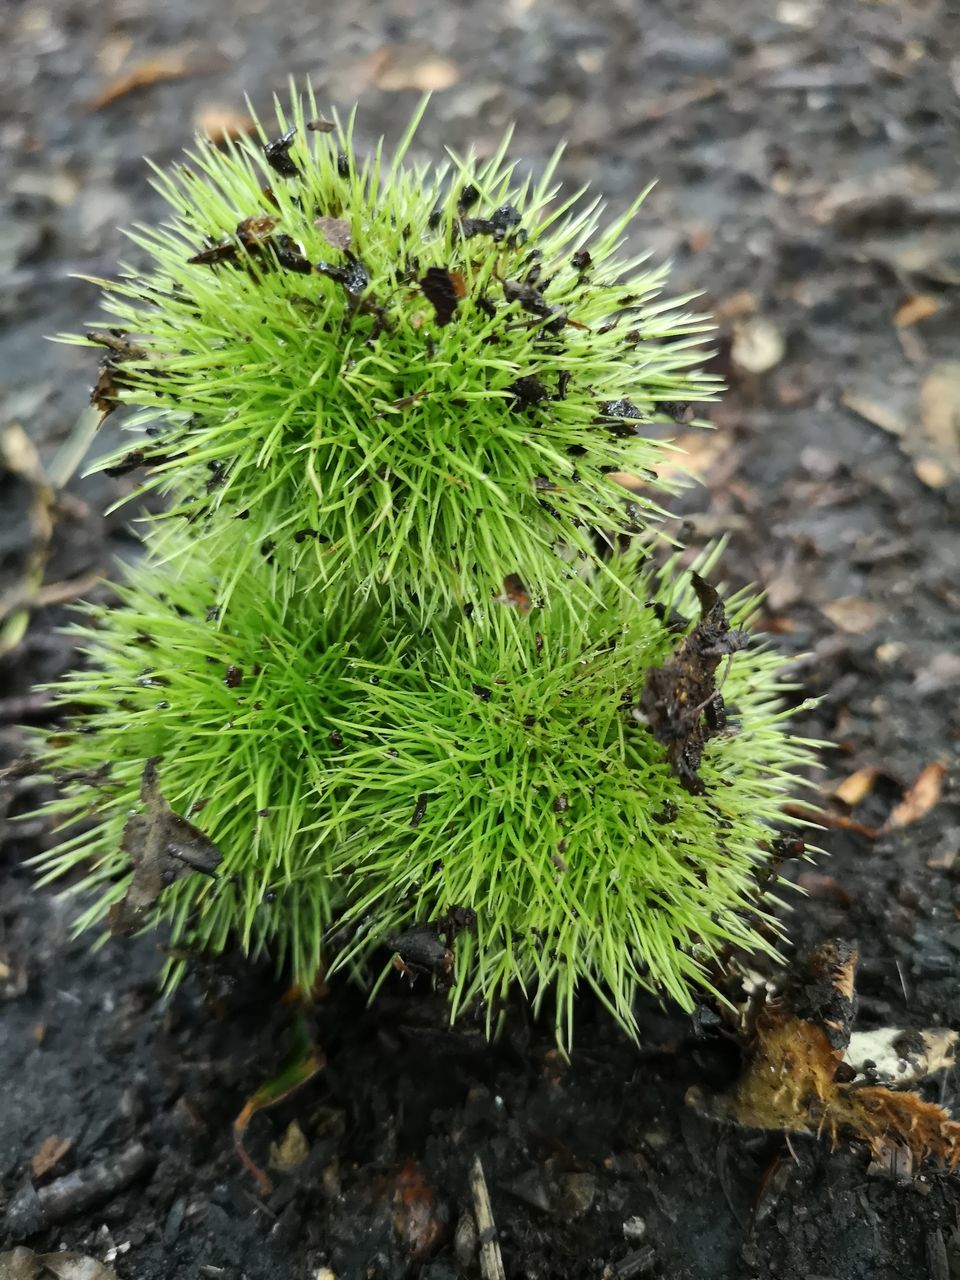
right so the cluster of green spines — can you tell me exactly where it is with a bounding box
[37,88,815,1041]
[73,90,712,612]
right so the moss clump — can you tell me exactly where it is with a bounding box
[68,91,713,615]
[35,90,816,1043]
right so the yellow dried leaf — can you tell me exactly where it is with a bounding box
[268,1119,310,1171]
[820,596,880,634]
[884,762,946,831]
[894,294,941,327]
[831,767,878,807]
[31,1134,72,1179]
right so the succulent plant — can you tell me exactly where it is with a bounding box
[35,90,816,1043]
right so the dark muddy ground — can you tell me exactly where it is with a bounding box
[2,1,959,1277]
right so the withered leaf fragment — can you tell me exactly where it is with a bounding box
[410,792,429,829]
[419,266,466,326]
[496,573,532,614]
[269,234,312,274]
[659,400,694,424]
[503,276,553,319]
[236,214,280,250]
[189,218,310,274]
[187,238,241,267]
[639,572,749,793]
[314,216,352,252]
[109,758,222,936]
[103,448,147,478]
[88,330,147,418]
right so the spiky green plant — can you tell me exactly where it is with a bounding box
[66,89,713,614]
[33,90,818,1044]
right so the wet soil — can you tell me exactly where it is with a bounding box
[1,1,959,1277]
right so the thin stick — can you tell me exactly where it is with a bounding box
[470,1155,506,1280]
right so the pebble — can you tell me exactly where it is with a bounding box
[645,32,734,73]
[162,1196,186,1248]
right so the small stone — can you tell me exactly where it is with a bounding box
[162,1196,186,1248]
[623,1215,647,1241]
[646,31,734,73]
[3,1179,46,1239]
[559,1172,596,1218]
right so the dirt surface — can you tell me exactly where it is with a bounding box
[2,1,960,1277]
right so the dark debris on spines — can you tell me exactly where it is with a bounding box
[639,573,750,794]
[263,128,299,177]
[510,375,549,408]
[459,202,526,246]
[187,217,310,274]
[597,399,647,438]
[315,253,370,297]
[420,267,465,327]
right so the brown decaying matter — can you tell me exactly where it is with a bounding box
[694,940,960,1170]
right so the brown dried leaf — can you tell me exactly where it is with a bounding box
[31,1135,72,1179]
[783,802,878,840]
[393,1160,445,1262]
[419,267,466,326]
[109,758,222,936]
[314,217,352,252]
[495,574,532,615]
[640,573,749,794]
[797,871,852,907]
[87,50,224,111]
[883,763,946,831]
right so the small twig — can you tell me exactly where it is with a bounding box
[4,1140,154,1236]
[470,1155,506,1280]
[783,802,878,840]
